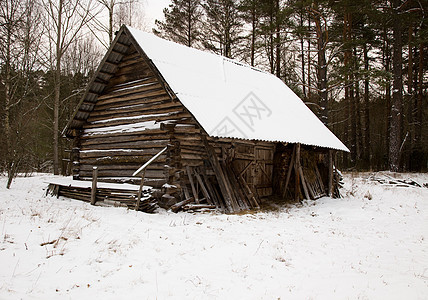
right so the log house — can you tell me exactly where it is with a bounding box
[58,25,349,213]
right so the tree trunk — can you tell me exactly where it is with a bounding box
[389,0,403,172]
[415,43,423,152]
[300,6,306,99]
[383,26,391,168]
[53,0,63,175]
[5,25,12,188]
[363,44,371,168]
[250,5,256,66]
[275,0,280,78]
[313,3,328,125]
[109,0,113,45]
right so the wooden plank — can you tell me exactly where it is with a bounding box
[204,140,235,212]
[186,166,199,204]
[135,170,146,211]
[133,146,168,177]
[223,162,249,210]
[200,168,223,211]
[194,171,213,205]
[237,174,259,209]
[298,165,310,200]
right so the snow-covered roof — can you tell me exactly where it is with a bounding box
[127,27,348,152]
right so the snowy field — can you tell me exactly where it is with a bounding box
[0,172,427,299]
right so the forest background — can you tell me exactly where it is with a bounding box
[0,0,427,188]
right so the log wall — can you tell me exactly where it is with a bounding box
[76,44,192,187]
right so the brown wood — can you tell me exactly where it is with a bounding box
[204,140,235,212]
[186,166,199,204]
[135,170,146,211]
[295,143,301,201]
[91,167,98,205]
[282,145,296,198]
[171,197,194,213]
[194,171,213,205]
[298,165,310,200]
[237,174,259,209]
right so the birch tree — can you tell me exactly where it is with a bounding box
[42,0,97,175]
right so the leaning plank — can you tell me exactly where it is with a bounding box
[135,169,146,211]
[194,171,213,205]
[298,165,310,200]
[204,140,235,212]
[237,174,259,209]
[133,146,168,177]
[186,166,199,204]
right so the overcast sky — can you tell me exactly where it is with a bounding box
[143,0,171,30]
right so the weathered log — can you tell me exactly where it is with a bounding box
[170,197,194,213]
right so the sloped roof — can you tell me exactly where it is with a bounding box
[66,25,349,152]
[127,27,348,152]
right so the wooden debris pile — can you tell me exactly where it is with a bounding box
[47,183,157,213]
[168,141,261,213]
[368,174,427,188]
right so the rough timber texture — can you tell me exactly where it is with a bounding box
[76,43,184,187]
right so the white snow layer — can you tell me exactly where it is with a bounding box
[1,172,427,299]
[127,26,349,152]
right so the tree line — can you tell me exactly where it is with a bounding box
[0,0,426,188]
[154,0,427,172]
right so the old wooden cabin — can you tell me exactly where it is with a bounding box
[53,25,349,213]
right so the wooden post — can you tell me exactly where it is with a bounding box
[294,144,301,201]
[90,167,98,205]
[282,146,296,198]
[328,150,334,197]
[135,170,146,211]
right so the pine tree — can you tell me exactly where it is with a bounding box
[201,0,242,58]
[153,0,202,47]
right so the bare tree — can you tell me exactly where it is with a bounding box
[0,0,43,188]
[89,0,144,49]
[42,0,97,175]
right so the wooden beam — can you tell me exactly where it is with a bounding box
[90,167,98,205]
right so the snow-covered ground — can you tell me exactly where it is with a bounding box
[0,172,427,299]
